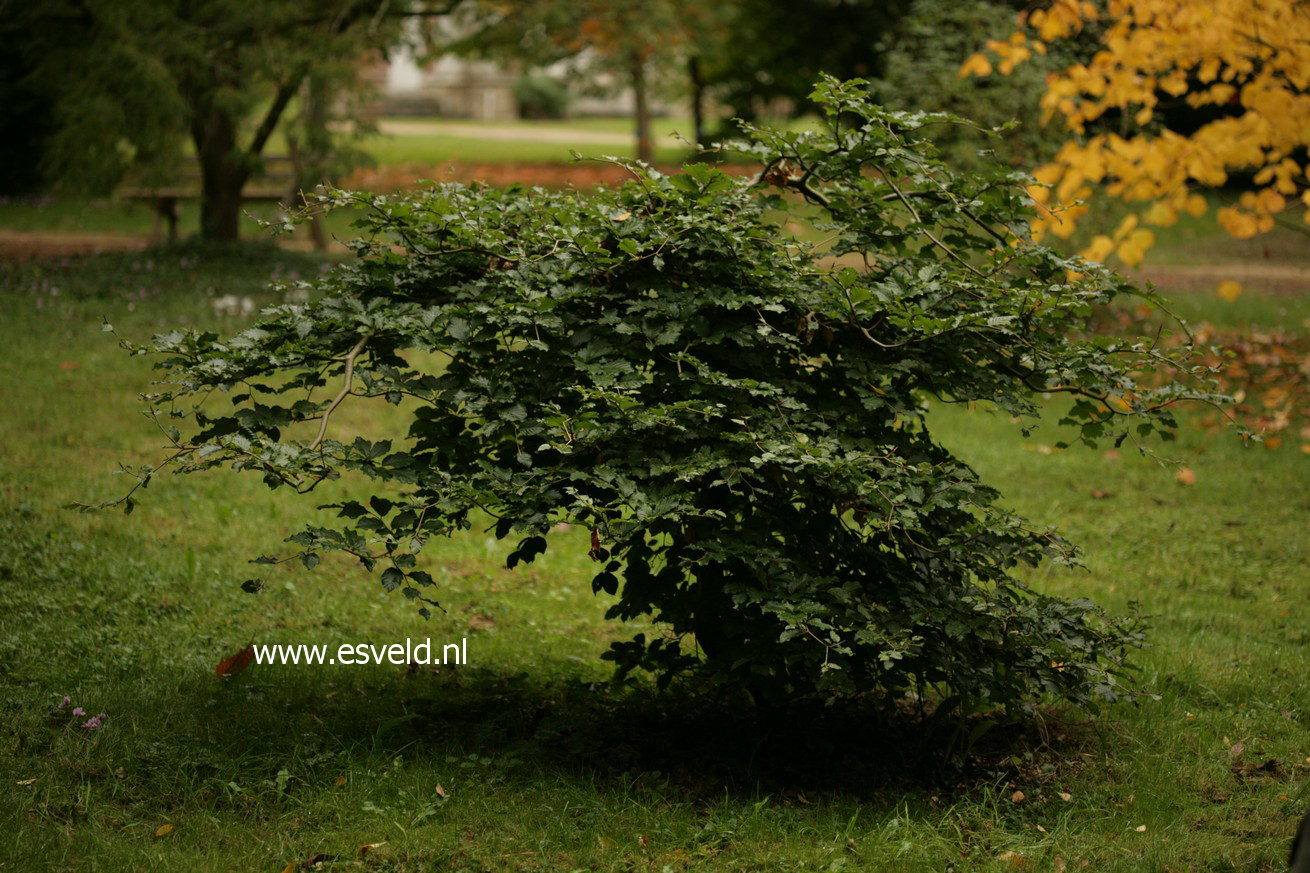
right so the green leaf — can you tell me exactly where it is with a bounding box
[381,567,404,592]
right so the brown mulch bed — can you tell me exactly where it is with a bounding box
[345,160,757,192]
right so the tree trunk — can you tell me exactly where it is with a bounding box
[688,55,706,149]
[195,107,248,243]
[631,55,653,165]
[290,74,330,251]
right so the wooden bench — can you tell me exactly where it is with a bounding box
[120,156,300,243]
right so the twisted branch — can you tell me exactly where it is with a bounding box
[310,331,373,450]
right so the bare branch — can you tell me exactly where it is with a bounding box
[310,332,374,450]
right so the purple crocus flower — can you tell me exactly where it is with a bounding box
[71,707,85,717]
[59,696,71,709]
[81,713,106,730]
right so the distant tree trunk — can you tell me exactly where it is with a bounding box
[688,55,706,148]
[188,67,300,243]
[194,107,249,243]
[290,74,330,251]
[631,54,653,164]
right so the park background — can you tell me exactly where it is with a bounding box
[2,1,1309,870]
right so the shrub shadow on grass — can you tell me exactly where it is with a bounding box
[156,661,1101,805]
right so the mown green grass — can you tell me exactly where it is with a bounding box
[1,245,1308,872]
[360,132,692,169]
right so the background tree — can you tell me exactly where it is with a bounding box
[0,24,58,197]
[700,0,912,125]
[874,0,1067,172]
[6,0,457,242]
[963,0,1310,284]
[453,0,707,163]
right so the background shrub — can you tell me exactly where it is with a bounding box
[513,74,571,120]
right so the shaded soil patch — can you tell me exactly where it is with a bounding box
[0,230,150,261]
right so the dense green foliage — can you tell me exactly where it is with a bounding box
[700,0,913,122]
[110,79,1213,714]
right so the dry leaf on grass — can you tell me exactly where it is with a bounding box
[215,644,255,678]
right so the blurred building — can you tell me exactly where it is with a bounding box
[369,47,673,121]
[376,49,519,120]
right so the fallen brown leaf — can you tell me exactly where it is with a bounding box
[334,775,347,788]
[359,842,386,856]
[467,614,495,631]
[1175,467,1197,486]
[435,783,449,799]
[1011,790,1025,803]
[153,823,174,838]
[1090,489,1113,499]
[215,644,255,678]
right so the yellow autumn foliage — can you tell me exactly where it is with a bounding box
[962,0,1310,268]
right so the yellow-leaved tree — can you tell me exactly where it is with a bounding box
[963,0,1310,291]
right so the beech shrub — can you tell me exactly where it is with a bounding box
[117,78,1213,716]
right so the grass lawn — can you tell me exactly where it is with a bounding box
[1,241,1308,872]
[361,117,697,167]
